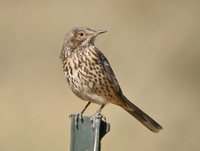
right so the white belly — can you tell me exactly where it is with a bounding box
[82,90,108,105]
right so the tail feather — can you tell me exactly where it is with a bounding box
[122,96,163,133]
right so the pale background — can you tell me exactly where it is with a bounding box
[0,0,200,151]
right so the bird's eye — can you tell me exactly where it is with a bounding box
[79,32,85,37]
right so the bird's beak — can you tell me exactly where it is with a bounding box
[96,30,107,35]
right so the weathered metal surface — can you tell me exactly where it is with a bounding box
[70,114,110,151]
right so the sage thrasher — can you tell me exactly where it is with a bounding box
[60,27,163,132]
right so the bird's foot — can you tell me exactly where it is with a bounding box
[90,113,106,129]
[69,113,83,128]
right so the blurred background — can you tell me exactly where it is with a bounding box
[0,0,200,151]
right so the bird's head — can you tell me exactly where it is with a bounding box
[66,27,106,47]
[60,27,106,60]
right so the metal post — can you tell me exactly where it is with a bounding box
[70,114,110,151]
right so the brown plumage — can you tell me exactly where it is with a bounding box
[60,27,163,133]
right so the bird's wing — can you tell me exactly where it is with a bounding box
[96,49,123,96]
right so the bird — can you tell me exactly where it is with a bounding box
[60,27,163,133]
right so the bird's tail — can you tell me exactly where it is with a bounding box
[121,96,163,133]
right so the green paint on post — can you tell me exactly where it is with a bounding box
[70,114,110,151]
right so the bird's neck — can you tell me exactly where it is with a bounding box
[60,40,95,62]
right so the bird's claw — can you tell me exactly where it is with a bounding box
[102,115,106,121]
[69,113,83,128]
[90,113,106,129]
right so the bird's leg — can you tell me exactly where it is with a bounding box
[90,104,106,128]
[94,104,105,117]
[79,101,91,121]
[74,102,91,128]
[81,101,91,114]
